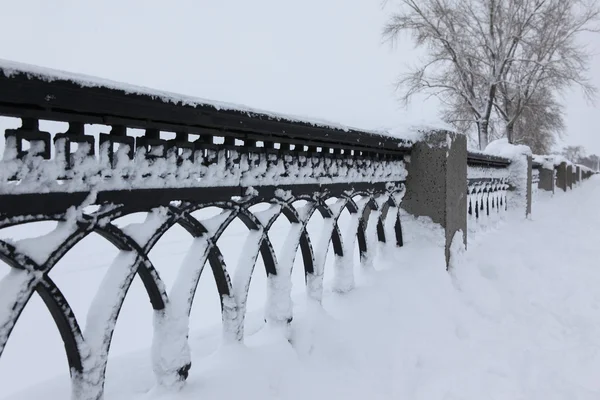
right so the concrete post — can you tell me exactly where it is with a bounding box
[576,166,581,183]
[556,162,568,192]
[402,130,467,268]
[538,166,554,193]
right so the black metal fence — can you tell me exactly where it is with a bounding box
[466,153,511,220]
[0,65,410,399]
[3,61,591,400]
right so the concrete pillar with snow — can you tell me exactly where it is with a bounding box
[402,130,467,269]
[482,139,532,218]
[556,162,568,192]
[504,152,533,218]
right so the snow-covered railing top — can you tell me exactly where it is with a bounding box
[0,60,411,200]
[0,59,411,152]
[467,151,511,169]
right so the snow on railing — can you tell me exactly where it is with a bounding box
[466,152,510,225]
[0,62,410,400]
[0,61,411,195]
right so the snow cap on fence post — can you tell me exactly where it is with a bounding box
[484,139,532,218]
[402,129,467,269]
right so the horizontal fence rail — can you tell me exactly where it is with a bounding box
[0,66,410,196]
[467,152,511,169]
[0,62,410,400]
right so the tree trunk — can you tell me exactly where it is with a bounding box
[505,122,515,144]
[477,120,489,150]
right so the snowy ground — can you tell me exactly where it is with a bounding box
[1,177,600,400]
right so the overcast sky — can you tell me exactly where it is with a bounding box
[1,0,599,154]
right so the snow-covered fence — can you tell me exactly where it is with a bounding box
[1,59,595,400]
[466,153,511,222]
[533,155,596,194]
[0,62,410,400]
[580,167,596,180]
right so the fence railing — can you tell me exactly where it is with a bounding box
[532,155,595,193]
[0,62,410,400]
[466,153,511,222]
[0,61,595,400]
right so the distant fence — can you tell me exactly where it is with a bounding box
[532,155,595,193]
[0,61,594,400]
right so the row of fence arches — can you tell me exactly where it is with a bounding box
[0,187,404,399]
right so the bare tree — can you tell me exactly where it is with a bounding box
[495,0,599,142]
[510,87,565,153]
[384,0,545,148]
[579,154,600,170]
[384,0,599,150]
[562,145,586,162]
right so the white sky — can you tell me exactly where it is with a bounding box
[0,0,599,154]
